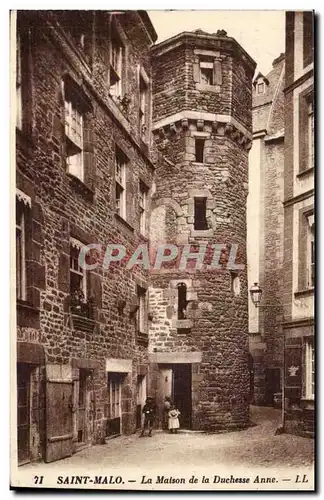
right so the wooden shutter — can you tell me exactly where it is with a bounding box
[193,61,200,83]
[83,127,96,192]
[88,271,102,308]
[285,338,302,401]
[45,365,73,463]
[213,59,222,85]
[58,252,70,293]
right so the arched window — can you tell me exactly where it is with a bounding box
[177,283,187,320]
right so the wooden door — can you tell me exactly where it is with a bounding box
[45,371,73,463]
[107,375,122,437]
[77,369,88,444]
[136,375,147,429]
[17,363,31,465]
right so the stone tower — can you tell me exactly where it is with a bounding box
[148,29,256,431]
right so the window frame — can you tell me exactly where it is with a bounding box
[139,75,148,142]
[195,138,205,164]
[307,98,314,170]
[108,377,122,419]
[115,147,128,220]
[139,181,148,236]
[194,197,208,231]
[307,215,315,289]
[177,282,187,320]
[304,340,315,400]
[257,81,265,94]
[70,239,87,301]
[199,60,214,86]
[64,88,85,182]
[137,286,147,334]
[110,25,124,98]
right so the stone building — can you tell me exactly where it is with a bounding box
[15,9,157,464]
[14,12,258,466]
[247,54,285,406]
[148,30,256,431]
[283,11,314,437]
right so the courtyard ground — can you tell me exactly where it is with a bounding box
[17,406,315,491]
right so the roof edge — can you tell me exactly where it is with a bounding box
[150,30,256,70]
[138,11,158,43]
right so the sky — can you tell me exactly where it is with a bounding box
[148,10,285,76]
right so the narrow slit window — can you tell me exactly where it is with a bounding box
[177,283,187,320]
[194,197,208,230]
[195,138,205,163]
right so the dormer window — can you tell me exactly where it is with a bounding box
[253,72,269,95]
[257,82,265,94]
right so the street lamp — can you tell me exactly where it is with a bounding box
[249,282,263,308]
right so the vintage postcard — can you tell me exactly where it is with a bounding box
[10,9,315,491]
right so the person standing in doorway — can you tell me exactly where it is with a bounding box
[168,404,181,434]
[163,396,172,430]
[140,397,156,437]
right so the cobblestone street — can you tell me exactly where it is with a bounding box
[24,407,314,470]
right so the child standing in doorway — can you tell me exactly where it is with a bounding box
[168,405,181,433]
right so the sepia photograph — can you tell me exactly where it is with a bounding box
[10,8,315,491]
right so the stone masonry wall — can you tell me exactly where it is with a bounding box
[16,10,155,458]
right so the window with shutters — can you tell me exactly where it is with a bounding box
[193,54,222,90]
[70,238,91,317]
[64,93,84,182]
[139,75,148,142]
[110,25,124,98]
[62,77,95,195]
[139,181,148,236]
[194,197,208,231]
[299,89,314,173]
[115,147,128,219]
[304,340,314,400]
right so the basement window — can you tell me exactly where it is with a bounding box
[194,197,208,230]
[195,138,205,163]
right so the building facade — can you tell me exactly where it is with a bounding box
[283,11,314,437]
[15,9,157,464]
[247,54,285,406]
[14,12,258,466]
[148,30,256,431]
